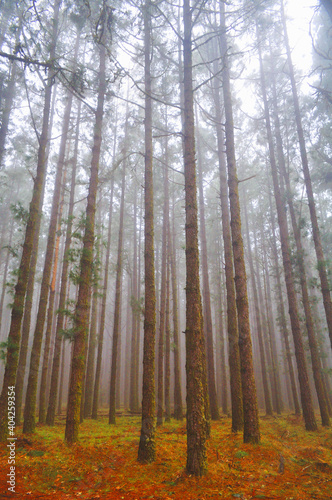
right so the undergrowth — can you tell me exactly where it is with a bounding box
[0,412,331,499]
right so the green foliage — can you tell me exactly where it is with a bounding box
[27,450,45,457]
[0,341,8,363]
[59,327,76,342]
[10,201,29,225]
[0,337,19,364]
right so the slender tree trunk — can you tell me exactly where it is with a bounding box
[138,0,156,463]
[65,26,107,443]
[257,31,317,431]
[80,285,93,424]
[0,0,60,442]
[0,222,14,335]
[136,216,143,407]
[109,161,126,425]
[213,58,243,432]
[57,338,65,415]
[84,262,99,418]
[0,21,21,169]
[23,41,76,434]
[215,237,228,415]
[164,256,171,422]
[169,215,183,420]
[156,164,168,427]
[196,117,220,421]
[130,185,139,412]
[46,101,81,426]
[220,0,260,443]
[15,83,58,426]
[269,186,301,414]
[92,176,114,419]
[244,199,273,416]
[280,0,332,350]
[124,276,132,408]
[38,193,64,424]
[261,233,283,414]
[271,72,330,426]
[183,0,209,476]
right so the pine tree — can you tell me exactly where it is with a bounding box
[220,0,260,444]
[65,3,110,443]
[138,0,157,464]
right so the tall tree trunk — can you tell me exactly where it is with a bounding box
[38,190,64,424]
[280,0,332,350]
[92,175,114,419]
[129,184,139,412]
[0,0,60,442]
[220,0,260,444]
[124,275,132,409]
[183,0,209,476]
[196,117,220,421]
[156,166,168,427]
[46,100,81,426]
[57,337,65,415]
[138,0,156,464]
[169,214,183,420]
[109,161,126,425]
[65,19,107,442]
[15,84,58,426]
[213,56,243,432]
[0,20,21,169]
[268,185,301,414]
[80,285,93,424]
[257,30,317,431]
[0,222,14,335]
[138,0,157,463]
[217,259,228,415]
[271,72,330,426]
[23,41,76,434]
[164,256,171,423]
[244,199,273,416]
[261,232,283,414]
[84,252,99,418]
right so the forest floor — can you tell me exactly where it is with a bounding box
[0,412,332,499]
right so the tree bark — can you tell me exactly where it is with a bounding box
[169,214,183,420]
[281,0,332,350]
[92,175,114,419]
[257,30,317,431]
[213,58,243,432]
[244,199,273,416]
[0,0,60,442]
[138,0,157,464]
[220,0,260,444]
[0,222,14,336]
[268,184,301,415]
[65,22,107,442]
[196,117,220,421]
[23,39,75,434]
[15,84,58,426]
[271,71,330,426]
[0,20,21,168]
[129,184,139,412]
[38,185,64,424]
[164,255,171,422]
[46,100,81,426]
[183,0,209,476]
[109,161,126,425]
[156,164,168,427]
[260,231,283,414]
[84,254,99,418]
